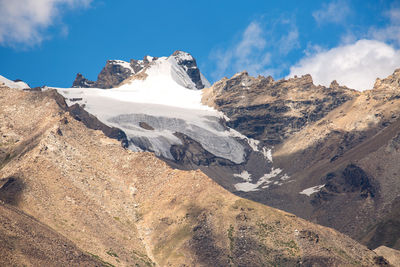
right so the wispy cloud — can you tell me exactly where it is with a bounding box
[312,0,350,25]
[212,22,270,79]
[278,26,299,55]
[0,0,92,47]
[288,39,400,91]
[368,7,400,46]
[210,19,299,80]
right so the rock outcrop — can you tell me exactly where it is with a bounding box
[374,246,400,267]
[95,60,134,88]
[72,60,135,89]
[71,73,95,88]
[172,50,207,89]
[202,71,356,145]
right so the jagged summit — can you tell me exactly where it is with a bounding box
[202,71,355,145]
[373,68,400,91]
[72,51,210,90]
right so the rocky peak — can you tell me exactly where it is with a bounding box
[373,68,400,91]
[285,74,314,88]
[95,60,133,89]
[71,51,209,90]
[264,75,274,84]
[72,73,95,88]
[330,80,340,89]
[129,55,157,74]
[170,50,207,89]
[71,60,133,89]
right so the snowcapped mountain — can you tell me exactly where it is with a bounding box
[0,74,29,90]
[52,51,272,177]
[47,51,400,252]
[4,49,400,257]
[72,50,210,90]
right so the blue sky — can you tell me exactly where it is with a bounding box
[0,0,399,90]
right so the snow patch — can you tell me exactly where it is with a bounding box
[0,75,29,89]
[227,128,261,152]
[262,147,273,162]
[234,168,283,192]
[299,184,325,196]
[280,174,290,181]
[234,171,252,182]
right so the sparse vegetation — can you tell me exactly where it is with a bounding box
[227,224,235,250]
[87,252,116,267]
[106,250,119,258]
[131,250,156,267]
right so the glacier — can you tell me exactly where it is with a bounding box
[51,52,247,163]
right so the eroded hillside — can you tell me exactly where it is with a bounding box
[203,69,400,251]
[0,86,388,266]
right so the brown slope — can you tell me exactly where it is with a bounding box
[272,70,400,248]
[0,202,104,267]
[0,85,387,266]
[203,69,400,251]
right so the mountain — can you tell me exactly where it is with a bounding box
[57,51,274,193]
[59,51,400,251]
[72,51,210,89]
[0,84,387,266]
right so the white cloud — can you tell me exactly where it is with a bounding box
[211,20,299,79]
[288,39,400,91]
[0,0,92,46]
[313,0,350,25]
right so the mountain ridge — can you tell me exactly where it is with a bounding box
[0,84,388,266]
[60,51,400,251]
[72,50,210,90]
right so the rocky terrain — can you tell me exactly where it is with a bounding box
[203,69,400,251]
[67,51,400,253]
[374,246,400,267]
[0,85,389,266]
[0,203,103,266]
[202,71,356,145]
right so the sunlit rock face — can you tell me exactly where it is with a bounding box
[202,71,355,145]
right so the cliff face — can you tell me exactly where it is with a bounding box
[72,60,137,89]
[202,71,356,145]
[0,85,384,266]
[203,69,400,251]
